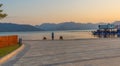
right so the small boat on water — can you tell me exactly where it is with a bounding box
[92,24,120,38]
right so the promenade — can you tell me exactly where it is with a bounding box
[3,39,120,66]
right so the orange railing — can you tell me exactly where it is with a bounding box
[0,35,18,48]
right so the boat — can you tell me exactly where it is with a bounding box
[92,24,120,38]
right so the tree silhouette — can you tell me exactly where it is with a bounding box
[0,4,7,19]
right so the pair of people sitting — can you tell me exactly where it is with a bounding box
[43,36,63,40]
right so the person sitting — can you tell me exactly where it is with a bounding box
[43,37,47,40]
[59,36,63,40]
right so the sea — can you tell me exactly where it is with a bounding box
[0,30,97,40]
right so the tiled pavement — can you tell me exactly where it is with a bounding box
[3,39,120,66]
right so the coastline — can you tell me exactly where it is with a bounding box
[22,37,120,41]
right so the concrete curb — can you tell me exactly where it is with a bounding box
[0,44,25,65]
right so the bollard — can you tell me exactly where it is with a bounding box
[18,38,22,46]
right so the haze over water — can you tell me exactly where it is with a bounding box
[1,0,120,40]
[0,30,96,40]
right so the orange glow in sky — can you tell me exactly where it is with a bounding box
[1,0,120,25]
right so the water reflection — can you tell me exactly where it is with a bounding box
[93,33,120,38]
[1,30,120,40]
[0,30,96,40]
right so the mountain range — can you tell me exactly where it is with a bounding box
[0,23,42,32]
[0,21,120,32]
[36,21,120,31]
[36,22,102,31]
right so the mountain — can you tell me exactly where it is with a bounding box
[36,22,99,31]
[36,21,120,31]
[113,21,120,25]
[1,21,120,32]
[0,23,42,32]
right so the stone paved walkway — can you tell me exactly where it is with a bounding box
[3,39,120,66]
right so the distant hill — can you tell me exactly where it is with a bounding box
[0,23,42,32]
[1,21,120,32]
[36,22,99,31]
[36,21,120,31]
[113,21,120,25]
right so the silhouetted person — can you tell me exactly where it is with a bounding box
[59,36,63,40]
[51,32,54,40]
[43,37,47,40]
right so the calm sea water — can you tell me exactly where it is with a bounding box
[0,30,97,40]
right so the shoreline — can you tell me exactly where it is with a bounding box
[23,37,120,41]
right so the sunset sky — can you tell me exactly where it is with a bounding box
[1,0,120,25]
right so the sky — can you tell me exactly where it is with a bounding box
[1,0,120,25]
